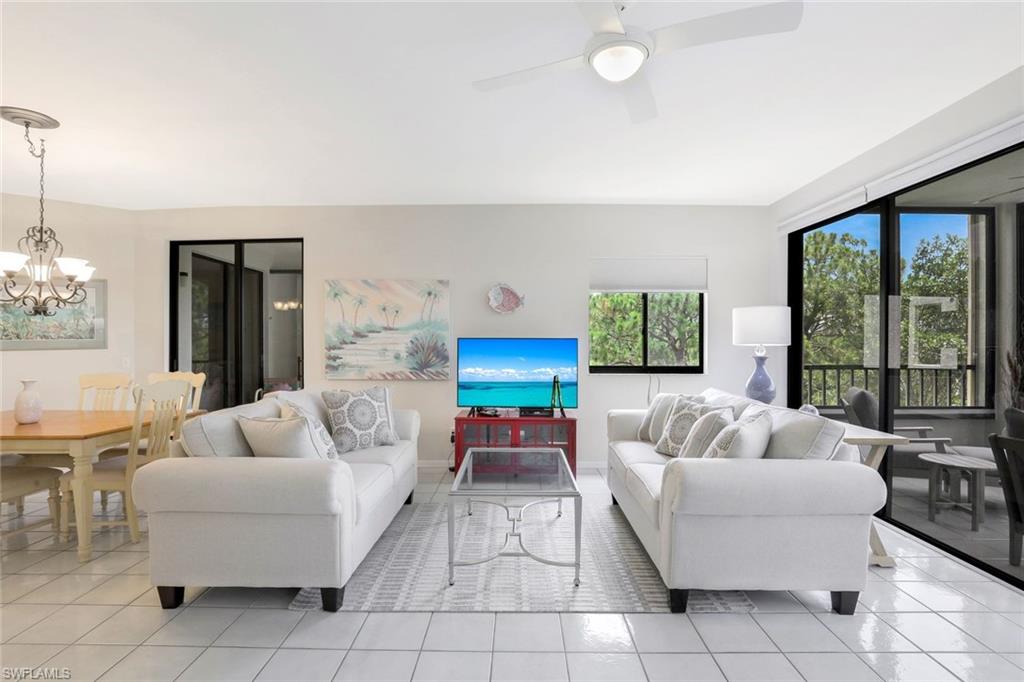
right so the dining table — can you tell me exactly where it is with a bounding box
[0,409,197,561]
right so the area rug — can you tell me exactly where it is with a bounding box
[289,499,756,613]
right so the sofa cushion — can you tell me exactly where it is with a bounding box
[700,388,757,419]
[349,462,394,524]
[638,393,704,443]
[268,389,331,428]
[180,398,281,457]
[338,441,416,482]
[761,408,846,460]
[655,398,731,456]
[237,416,333,460]
[625,463,663,528]
[704,410,773,459]
[679,410,734,458]
[608,441,671,479]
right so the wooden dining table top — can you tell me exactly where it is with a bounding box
[0,409,201,440]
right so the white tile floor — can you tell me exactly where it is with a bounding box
[2,468,1024,681]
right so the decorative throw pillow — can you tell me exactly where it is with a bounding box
[638,393,704,443]
[654,397,730,456]
[237,416,334,459]
[677,409,734,458]
[703,409,773,459]
[321,387,397,453]
[279,399,338,459]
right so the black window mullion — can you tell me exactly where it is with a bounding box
[641,292,649,369]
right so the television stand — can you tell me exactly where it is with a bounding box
[454,409,577,474]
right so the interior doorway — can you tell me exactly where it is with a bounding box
[170,239,303,409]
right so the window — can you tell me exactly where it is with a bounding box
[588,291,704,373]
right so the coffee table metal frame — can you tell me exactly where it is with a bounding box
[447,446,582,587]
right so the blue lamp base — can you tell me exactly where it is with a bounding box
[745,355,776,404]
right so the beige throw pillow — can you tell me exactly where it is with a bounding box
[655,397,730,456]
[237,416,334,459]
[279,399,338,459]
[639,393,705,443]
[703,409,773,459]
[678,410,734,458]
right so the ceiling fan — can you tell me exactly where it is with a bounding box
[473,1,805,123]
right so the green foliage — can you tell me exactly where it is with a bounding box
[588,292,701,367]
[901,233,968,364]
[589,293,642,366]
[648,292,701,366]
[802,230,879,366]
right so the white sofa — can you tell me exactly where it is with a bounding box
[133,390,419,611]
[608,388,886,615]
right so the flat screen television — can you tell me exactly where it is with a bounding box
[457,337,578,408]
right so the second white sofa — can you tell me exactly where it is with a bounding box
[134,389,419,611]
[608,388,886,614]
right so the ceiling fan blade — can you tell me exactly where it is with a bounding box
[651,0,804,55]
[576,1,625,35]
[620,71,658,124]
[472,54,586,91]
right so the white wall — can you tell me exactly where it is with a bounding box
[132,204,778,465]
[0,194,137,410]
[1,198,779,464]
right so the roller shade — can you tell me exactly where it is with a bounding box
[590,257,707,292]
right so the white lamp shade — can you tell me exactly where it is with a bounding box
[0,251,29,274]
[54,257,89,278]
[590,42,646,82]
[28,264,51,283]
[76,265,95,283]
[732,306,792,346]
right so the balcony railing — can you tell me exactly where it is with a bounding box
[803,364,976,409]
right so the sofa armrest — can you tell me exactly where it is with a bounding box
[608,410,646,442]
[661,459,886,519]
[393,409,421,442]
[133,457,356,518]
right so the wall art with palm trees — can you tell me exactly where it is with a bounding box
[0,280,108,351]
[324,278,450,380]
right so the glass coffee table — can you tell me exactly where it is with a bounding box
[448,447,582,586]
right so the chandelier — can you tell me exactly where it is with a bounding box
[0,107,94,316]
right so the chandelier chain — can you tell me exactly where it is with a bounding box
[23,122,45,230]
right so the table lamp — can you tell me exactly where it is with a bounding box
[732,306,791,404]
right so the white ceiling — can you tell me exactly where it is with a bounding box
[1,1,1021,210]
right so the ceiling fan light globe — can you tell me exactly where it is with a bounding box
[590,42,647,82]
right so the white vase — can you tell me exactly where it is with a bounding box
[14,380,43,424]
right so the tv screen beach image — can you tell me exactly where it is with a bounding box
[457,338,578,408]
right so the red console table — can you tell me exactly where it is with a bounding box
[454,410,577,475]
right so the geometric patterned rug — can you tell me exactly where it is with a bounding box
[290,500,756,613]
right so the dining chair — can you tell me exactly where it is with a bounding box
[1,466,61,537]
[989,434,1024,566]
[60,380,190,543]
[147,371,206,411]
[79,373,135,410]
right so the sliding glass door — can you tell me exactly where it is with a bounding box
[170,239,303,408]
[789,144,1021,586]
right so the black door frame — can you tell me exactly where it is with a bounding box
[786,142,1022,589]
[169,238,303,406]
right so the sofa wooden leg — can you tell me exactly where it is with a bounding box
[669,589,689,613]
[157,586,184,609]
[611,495,618,506]
[830,591,859,615]
[405,492,413,505]
[321,587,344,612]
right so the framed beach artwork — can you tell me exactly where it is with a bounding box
[324,278,451,380]
[0,279,108,351]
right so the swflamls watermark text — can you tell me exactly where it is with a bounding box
[1,668,72,680]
